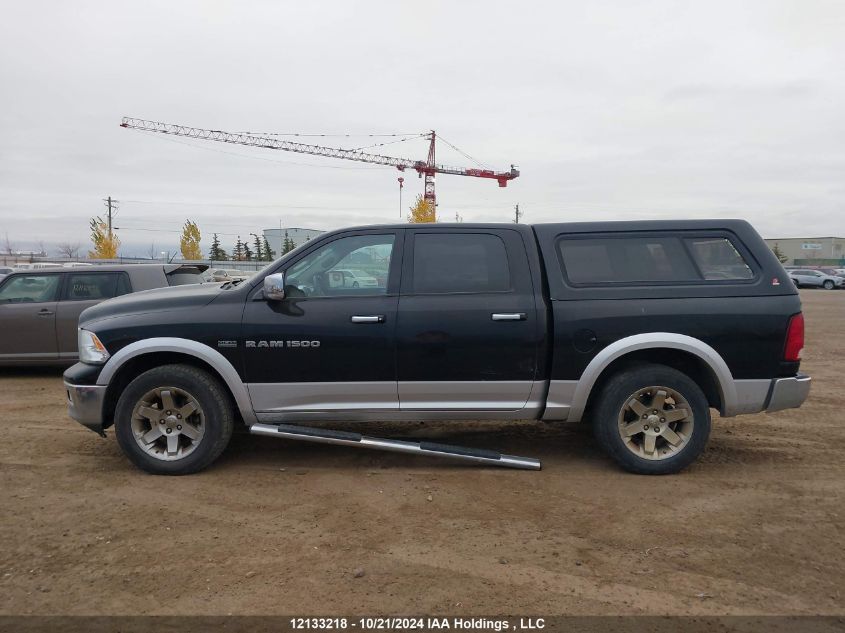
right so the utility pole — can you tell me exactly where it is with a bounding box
[103,196,118,238]
[514,203,522,223]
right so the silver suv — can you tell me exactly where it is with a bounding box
[788,269,843,290]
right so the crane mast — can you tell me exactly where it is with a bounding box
[120,118,519,212]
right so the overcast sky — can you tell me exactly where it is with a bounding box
[1,0,843,255]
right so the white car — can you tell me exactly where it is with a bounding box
[209,268,251,282]
[326,268,379,289]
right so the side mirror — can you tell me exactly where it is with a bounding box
[263,272,286,301]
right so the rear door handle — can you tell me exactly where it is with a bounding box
[491,313,526,321]
[351,315,385,323]
[38,309,55,317]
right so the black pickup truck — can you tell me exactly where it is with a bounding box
[64,220,810,475]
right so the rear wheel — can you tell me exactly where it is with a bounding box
[114,364,234,475]
[823,280,834,290]
[591,364,711,475]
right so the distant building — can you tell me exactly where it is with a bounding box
[764,236,844,266]
[263,227,325,256]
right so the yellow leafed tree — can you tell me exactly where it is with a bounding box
[180,220,202,260]
[408,194,436,223]
[88,216,120,259]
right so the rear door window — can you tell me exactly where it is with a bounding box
[64,272,131,301]
[411,233,511,294]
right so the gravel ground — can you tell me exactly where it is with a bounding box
[0,290,842,616]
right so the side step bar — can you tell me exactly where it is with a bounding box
[249,423,541,470]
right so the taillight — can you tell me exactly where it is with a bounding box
[784,313,804,361]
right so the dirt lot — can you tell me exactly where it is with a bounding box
[0,291,842,616]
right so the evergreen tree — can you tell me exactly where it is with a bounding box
[281,230,297,255]
[243,242,254,261]
[262,237,276,261]
[252,234,264,261]
[232,236,245,261]
[209,233,228,261]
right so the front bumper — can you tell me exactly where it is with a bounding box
[766,374,812,413]
[65,381,107,436]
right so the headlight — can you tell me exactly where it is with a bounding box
[78,329,110,364]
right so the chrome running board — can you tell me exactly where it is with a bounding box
[248,422,541,470]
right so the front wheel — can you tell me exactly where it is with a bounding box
[114,364,234,475]
[591,364,711,475]
[823,280,834,290]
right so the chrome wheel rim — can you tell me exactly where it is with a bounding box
[617,386,694,461]
[130,387,205,461]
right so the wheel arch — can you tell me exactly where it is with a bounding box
[569,333,737,421]
[97,338,256,429]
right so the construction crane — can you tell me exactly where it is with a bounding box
[120,118,519,212]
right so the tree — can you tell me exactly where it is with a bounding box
[232,236,245,261]
[262,236,276,261]
[180,220,202,260]
[88,216,120,259]
[281,230,297,255]
[251,234,264,261]
[209,233,228,261]
[56,241,81,259]
[243,242,254,261]
[771,243,789,264]
[408,194,436,223]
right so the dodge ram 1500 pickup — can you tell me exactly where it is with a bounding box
[64,220,810,475]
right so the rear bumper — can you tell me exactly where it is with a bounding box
[766,374,812,413]
[64,380,107,436]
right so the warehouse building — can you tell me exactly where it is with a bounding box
[263,227,325,255]
[764,236,844,266]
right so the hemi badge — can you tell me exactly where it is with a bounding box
[217,340,238,348]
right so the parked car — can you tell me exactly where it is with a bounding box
[62,262,94,268]
[209,268,251,282]
[325,268,379,289]
[0,264,208,365]
[788,269,843,289]
[0,266,14,282]
[65,220,810,477]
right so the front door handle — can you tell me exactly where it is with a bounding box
[351,315,385,324]
[491,313,526,321]
[38,309,55,317]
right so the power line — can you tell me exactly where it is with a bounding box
[436,134,487,169]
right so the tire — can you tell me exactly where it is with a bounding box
[591,364,711,475]
[352,281,360,288]
[114,364,234,475]
[823,280,834,290]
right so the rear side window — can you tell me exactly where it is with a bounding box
[412,233,510,294]
[685,238,753,280]
[557,234,754,285]
[65,273,132,301]
[558,236,698,284]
